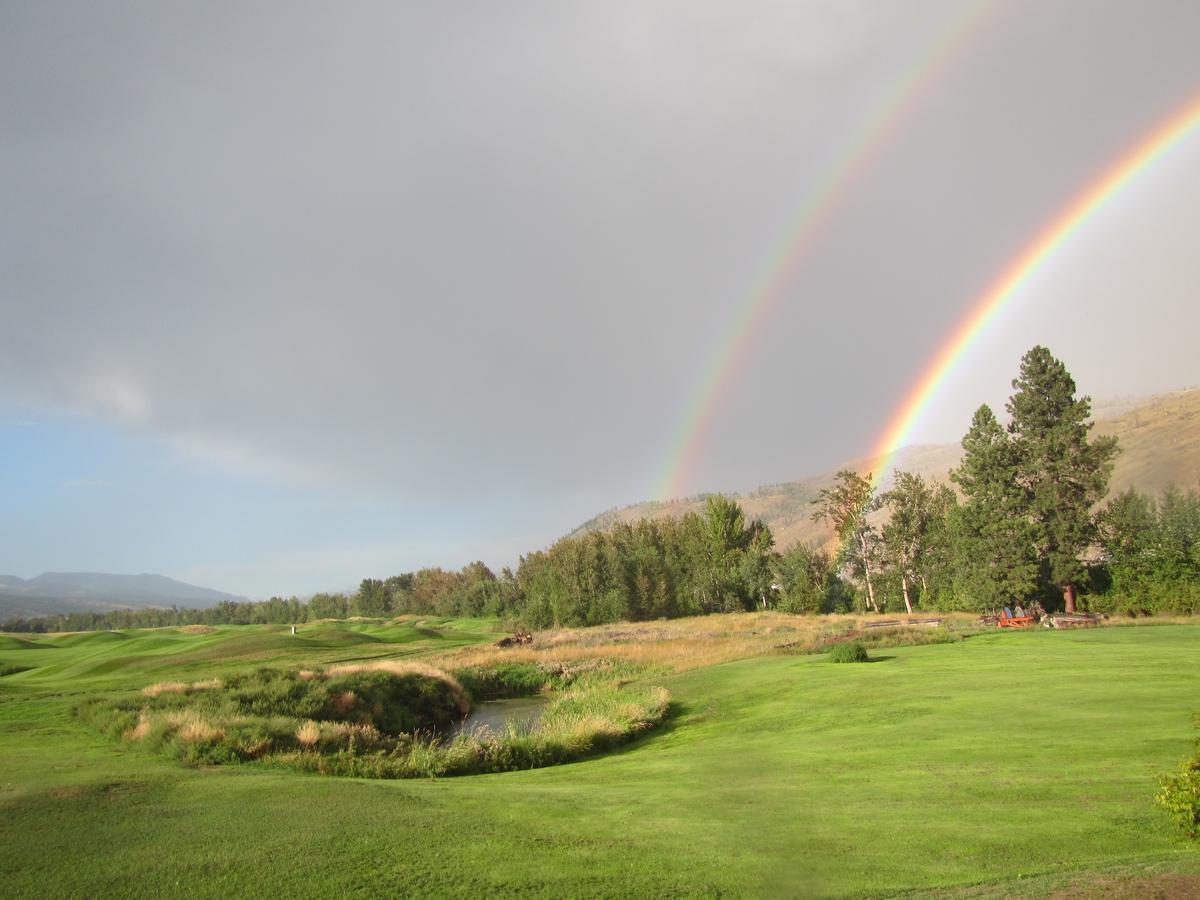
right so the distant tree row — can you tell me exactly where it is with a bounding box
[1,564,505,634]
[500,496,781,628]
[6,345,1198,634]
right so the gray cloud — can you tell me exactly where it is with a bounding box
[3,0,1199,543]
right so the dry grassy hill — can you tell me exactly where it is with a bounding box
[572,388,1200,550]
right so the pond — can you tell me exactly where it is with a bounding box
[447,694,549,739]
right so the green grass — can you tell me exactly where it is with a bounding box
[1,620,1199,896]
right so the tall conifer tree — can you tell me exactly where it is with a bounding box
[1006,346,1118,611]
[950,405,1040,610]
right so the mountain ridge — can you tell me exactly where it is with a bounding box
[572,388,1200,551]
[0,572,248,619]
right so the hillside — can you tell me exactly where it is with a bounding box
[0,572,247,619]
[573,388,1200,550]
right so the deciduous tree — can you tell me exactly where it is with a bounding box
[812,470,882,612]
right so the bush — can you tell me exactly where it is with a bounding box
[827,641,870,663]
[1157,716,1200,840]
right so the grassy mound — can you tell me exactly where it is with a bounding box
[79,658,670,778]
[80,661,469,766]
[827,640,870,663]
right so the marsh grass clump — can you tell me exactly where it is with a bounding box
[450,658,629,700]
[827,641,870,663]
[144,678,222,697]
[453,662,554,700]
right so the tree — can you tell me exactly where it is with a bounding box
[950,405,1040,611]
[881,471,938,614]
[739,520,776,610]
[812,471,882,612]
[914,483,958,605]
[772,543,832,614]
[353,578,389,617]
[1099,487,1200,614]
[694,495,770,612]
[1007,346,1118,611]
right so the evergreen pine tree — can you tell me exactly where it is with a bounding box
[950,405,1040,610]
[1006,346,1118,611]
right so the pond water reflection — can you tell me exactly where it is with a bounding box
[447,694,548,738]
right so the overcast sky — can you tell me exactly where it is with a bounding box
[3,1,1199,596]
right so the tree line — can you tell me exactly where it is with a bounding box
[6,346,1198,634]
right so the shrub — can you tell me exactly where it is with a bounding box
[827,641,870,663]
[1157,716,1200,840]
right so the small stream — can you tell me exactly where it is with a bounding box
[447,695,549,739]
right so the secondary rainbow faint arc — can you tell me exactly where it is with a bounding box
[654,1,994,501]
[866,92,1200,490]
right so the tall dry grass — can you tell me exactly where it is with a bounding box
[168,712,225,743]
[322,660,469,714]
[432,612,981,674]
[295,720,321,747]
[143,678,223,697]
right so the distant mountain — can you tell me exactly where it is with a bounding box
[572,388,1200,551]
[0,572,247,619]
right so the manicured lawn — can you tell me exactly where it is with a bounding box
[1,621,1198,897]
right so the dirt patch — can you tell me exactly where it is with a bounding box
[1050,873,1200,899]
[46,786,89,800]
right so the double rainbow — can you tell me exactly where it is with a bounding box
[653,1,994,501]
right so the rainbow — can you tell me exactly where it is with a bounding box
[866,91,1200,491]
[654,1,995,501]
